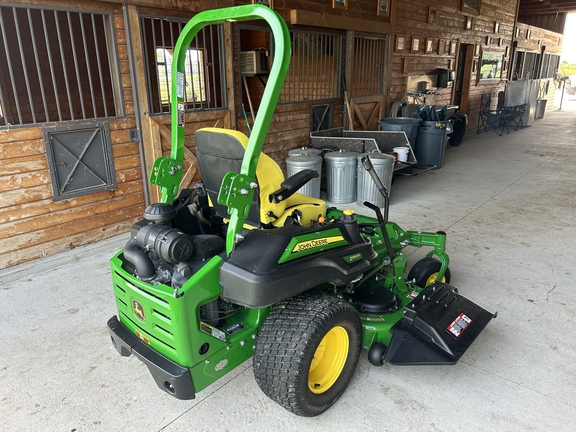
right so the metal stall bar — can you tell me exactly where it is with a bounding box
[12,8,36,124]
[55,11,74,120]
[159,17,169,109]
[41,9,63,121]
[0,8,22,125]
[217,24,227,109]
[91,14,109,118]
[151,19,164,112]
[67,11,87,119]
[209,24,217,107]
[79,13,98,118]
[27,9,50,122]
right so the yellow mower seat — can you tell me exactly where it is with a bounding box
[194,128,326,228]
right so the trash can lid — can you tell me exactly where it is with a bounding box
[378,117,421,125]
[324,151,360,160]
[288,147,322,157]
[286,155,322,163]
[358,152,395,166]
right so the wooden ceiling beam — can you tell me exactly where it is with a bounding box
[519,0,576,15]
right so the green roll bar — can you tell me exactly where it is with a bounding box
[149,5,291,254]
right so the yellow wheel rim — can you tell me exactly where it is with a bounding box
[308,326,349,394]
[425,272,446,286]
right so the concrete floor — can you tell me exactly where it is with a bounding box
[2,96,576,432]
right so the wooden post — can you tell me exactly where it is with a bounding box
[224,22,237,130]
[126,5,159,203]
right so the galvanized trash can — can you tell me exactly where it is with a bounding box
[356,153,395,208]
[324,151,359,203]
[535,99,547,119]
[286,155,322,198]
[288,147,322,157]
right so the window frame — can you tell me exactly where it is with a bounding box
[140,14,226,116]
[0,4,123,129]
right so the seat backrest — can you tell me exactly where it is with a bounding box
[195,128,289,227]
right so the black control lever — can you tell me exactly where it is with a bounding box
[361,155,394,261]
[361,156,389,224]
[269,169,319,204]
[363,201,394,261]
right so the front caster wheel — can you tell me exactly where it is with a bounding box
[407,257,451,288]
[253,291,362,417]
[367,342,387,366]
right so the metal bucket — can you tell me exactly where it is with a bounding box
[288,147,322,157]
[286,155,322,198]
[357,153,395,208]
[324,151,358,203]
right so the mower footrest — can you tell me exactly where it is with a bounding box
[107,316,196,400]
[385,282,495,365]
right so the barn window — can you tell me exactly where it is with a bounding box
[141,16,226,115]
[540,54,560,79]
[0,5,121,128]
[280,31,343,103]
[156,48,207,105]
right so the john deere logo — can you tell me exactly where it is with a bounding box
[132,299,145,322]
[292,235,345,253]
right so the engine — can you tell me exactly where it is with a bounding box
[122,189,225,290]
[121,190,234,325]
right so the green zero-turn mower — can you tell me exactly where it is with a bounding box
[107,5,495,417]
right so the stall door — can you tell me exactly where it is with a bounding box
[346,35,387,130]
[454,43,474,113]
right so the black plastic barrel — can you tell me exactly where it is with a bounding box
[449,113,468,147]
[415,121,449,169]
[378,117,421,148]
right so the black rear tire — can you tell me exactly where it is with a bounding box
[407,257,451,287]
[253,290,361,417]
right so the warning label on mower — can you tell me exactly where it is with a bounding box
[200,321,226,341]
[176,72,185,98]
[177,101,185,127]
[447,312,472,338]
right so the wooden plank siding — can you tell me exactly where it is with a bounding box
[0,0,144,269]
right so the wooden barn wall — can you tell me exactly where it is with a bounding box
[391,0,515,128]
[390,1,563,128]
[0,0,144,269]
[0,0,565,269]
